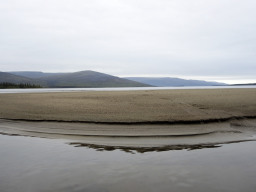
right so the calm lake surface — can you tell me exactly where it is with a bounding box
[0,85,255,94]
[0,134,256,192]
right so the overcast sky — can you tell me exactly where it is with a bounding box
[0,0,255,83]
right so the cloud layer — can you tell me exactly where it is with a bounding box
[0,0,255,82]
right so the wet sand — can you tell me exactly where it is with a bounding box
[0,118,256,150]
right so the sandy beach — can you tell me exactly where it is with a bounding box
[0,88,255,123]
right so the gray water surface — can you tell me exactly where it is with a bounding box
[0,134,256,192]
[0,85,255,94]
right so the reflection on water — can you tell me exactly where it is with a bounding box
[70,142,222,154]
[1,134,256,192]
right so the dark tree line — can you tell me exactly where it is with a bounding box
[0,82,42,89]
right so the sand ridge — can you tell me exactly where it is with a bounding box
[0,118,256,149]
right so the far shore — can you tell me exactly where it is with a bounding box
[0,88,255,123]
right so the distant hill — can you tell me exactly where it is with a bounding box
[3,71,150,88]
[10,71,63,78]
[37,71,151,88]
[0,72,44,85]
[2,70,228,88]
[125,77,227,87]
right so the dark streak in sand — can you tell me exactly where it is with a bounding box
[1,115,256,125]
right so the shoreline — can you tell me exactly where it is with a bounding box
[0,85,255,94]
[1,115,256,125]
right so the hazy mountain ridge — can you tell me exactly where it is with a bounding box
[125,77,227,87]
[1,71,229,88]
[10,71,63,78]
[3,71,150,88]
[0,72,45,85]
[37,71,150,88]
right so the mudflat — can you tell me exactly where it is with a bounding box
[0,88,255,123]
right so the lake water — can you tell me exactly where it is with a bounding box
[0,134,256,192]
[0,85,255,94]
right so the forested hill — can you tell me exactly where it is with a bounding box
[2,71,150,88]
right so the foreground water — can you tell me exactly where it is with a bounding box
[0,134,256,192]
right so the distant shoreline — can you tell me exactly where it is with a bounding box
[0,85,256,94]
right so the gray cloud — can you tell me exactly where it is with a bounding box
[0,0,255,83]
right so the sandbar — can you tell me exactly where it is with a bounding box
[0,88,256,123]
[0,88,256,150]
